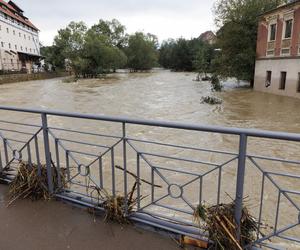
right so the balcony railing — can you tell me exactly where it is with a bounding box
[0,106,299,249]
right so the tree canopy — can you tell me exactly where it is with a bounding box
[125,32,158,71]
[42,20,159,76]
[159,37,216,73]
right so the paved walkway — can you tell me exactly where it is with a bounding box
[0,185,178,250]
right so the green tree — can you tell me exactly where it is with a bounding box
[126,32,158,71]
[89,19,128,48]
[213,0,288,85]
[193,43,215,79]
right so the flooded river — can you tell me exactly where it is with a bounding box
[0,69,300,248]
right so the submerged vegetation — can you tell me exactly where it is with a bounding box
[201,96,223,105]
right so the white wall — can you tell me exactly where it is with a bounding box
[0,11,40,71]
[254,58,300,99]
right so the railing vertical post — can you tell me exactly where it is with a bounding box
[122,122,128,214]
[235,133,248,241]
[41,113,53,194]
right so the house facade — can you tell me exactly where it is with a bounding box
[254,0,300,98]
[0,0,40,73]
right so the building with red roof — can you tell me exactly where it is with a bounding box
[0,0,40,73]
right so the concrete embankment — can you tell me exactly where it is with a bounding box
[0,72,69,84]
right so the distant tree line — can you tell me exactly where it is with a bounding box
[159,38,216,75]
[41,0,290,83]
[41,19,158,77]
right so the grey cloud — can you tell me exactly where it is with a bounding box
[13,0,215,45]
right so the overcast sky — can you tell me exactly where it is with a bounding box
[13,0,216,46]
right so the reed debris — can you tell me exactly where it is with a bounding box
[194,202,257,249]
[8,161,65,206]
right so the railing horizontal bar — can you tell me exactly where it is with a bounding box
[201,156,238,178]
[63,188,104,201]
[137,210,200,229]
[0,119,41,128]
[127,138,237,156]
[5,138,27,143]
[68,150,100,157]
[256,242,285,250]
[249,157,300,211]
[48,130,80,166]
[49,127,122,139]
[154,203,194,215]
[1,106,300,142]
[152,164,200,176]
[248,154,300,165]
[277,235,300,244]
[57,138,111,149]
[253,222,299,245]
[0,127,36,135]
[56,193,207,242]
[266,171,300,179]
[140,152,219,166]
[282,189,300,196]
[87,138,123,168]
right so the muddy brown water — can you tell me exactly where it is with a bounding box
[0,69,300,248]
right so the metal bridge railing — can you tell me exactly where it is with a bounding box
[0,106,299,249]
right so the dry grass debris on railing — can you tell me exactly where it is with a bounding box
[8,161,65,206]
[89,181,141,224]
[194,202,257,250]
[88,165,161,224]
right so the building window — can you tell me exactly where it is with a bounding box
[24,34,26,39]
[266,71,272,87]
[8,43,11,49]
[6,28,8,33]
[284,19,293,39]
[1,42,3,47]
[279,72,287,90]
[269,24,277,41]
[19,32,21,37]
[13,30,15,35]
[25,47,27,52]
[15,45,17,50]
[297,73,300,93]
[21,46,23,51]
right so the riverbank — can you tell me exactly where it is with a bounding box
[0,72,69,85]
[0,185,178,250]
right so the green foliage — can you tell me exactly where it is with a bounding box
[42,20,160,76]
[159,38,216,72]
[126,32,158,71]
[212,0,288,84]
[211,74,223,92]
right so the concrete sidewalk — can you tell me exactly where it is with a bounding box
[0,185,178,250]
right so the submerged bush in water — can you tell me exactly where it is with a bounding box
[201,96,223,105]
[211,75,223,92]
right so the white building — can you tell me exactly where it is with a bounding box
[0,0,40,73]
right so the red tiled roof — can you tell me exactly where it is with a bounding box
[0,0,38,31]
